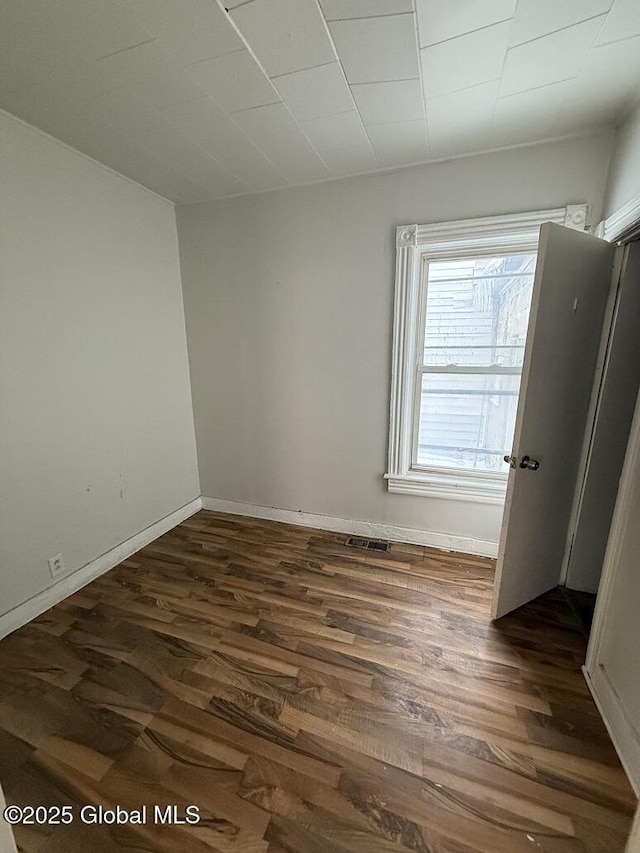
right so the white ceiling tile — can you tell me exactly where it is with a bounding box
[570,35,640,112]
[89,90,184,150]
[27,62,118,103]
[273,63,354,122]
[420,23,510,99]
[37,0,153,63]
[426,80,498,156]
[416,0,517,48]
[160,97,289,191]
[429,126,493,159]
[492,80,582,144]
[125,0,244,66]
[0,39,80,97]
[230,0,336,77]
[300,111,371,157]
[329,14,420,84]
[0,0,54,49]
[185,51,280,114]
[96,41,206,109]
[509,0,613,47]
[351,79,424,124]
[3,0,640,201]
[0,1,151,91]
[319,146,378,175]
[595,0,640,45]
[365,119,429,164]
[232,103,330,181]
[320,0,413,20]
[90,90,245,195]
[500,17,606,96]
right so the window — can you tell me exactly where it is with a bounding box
[386,206,588,503]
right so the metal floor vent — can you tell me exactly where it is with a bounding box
[345,536,390,552]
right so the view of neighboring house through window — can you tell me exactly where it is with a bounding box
[415,252,537,473]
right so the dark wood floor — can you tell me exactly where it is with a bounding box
[0,510,635,852]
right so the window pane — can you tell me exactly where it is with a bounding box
[422,254,536,367]
[416,373,521,471]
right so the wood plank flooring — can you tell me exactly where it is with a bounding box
[0,510,635,852]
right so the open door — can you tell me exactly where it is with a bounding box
[492,222,616,619]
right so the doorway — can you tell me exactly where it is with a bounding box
[562,241,640,603]
[491,231,640,621]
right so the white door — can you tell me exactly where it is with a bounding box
[492,223,616,619]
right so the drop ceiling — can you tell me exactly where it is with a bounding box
[2,0,639,203]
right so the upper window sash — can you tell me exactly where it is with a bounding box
[386,206,589,504]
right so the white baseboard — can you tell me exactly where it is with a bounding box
[583,664,640,797]
[201,496,498,558]
[0,497,202,641]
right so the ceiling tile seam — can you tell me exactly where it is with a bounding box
[96,37,157,63]
[593,31,640,50]
[224,0,257,10]
[197,104,293,185]
[507,11,609,51]
[327,11,415,24]
[89,30,290,185]
[153,94,290,188]
[202,0,335,179]
[183,47,247,70]
[364,116,430,128]
[413,0,431,154]
[418,17,515,51]
[73,98,215,198]
[314,0,380,166]
[496,76,576,105]
[349,76,421,85]
[425,76,502,105]
[298,107,359,123]
[181,49,284,112]
[226,101,285,116]
[182,127,612,204]
[211,0,342,175]
[566,13,613,101]
[96,86,252,192]
[122,1,244,69]
[496,70,584,103]
[486,12,517,131]
[410,1,431,158]
[269,60,336,80]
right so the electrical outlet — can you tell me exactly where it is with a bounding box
[48,553,65,578]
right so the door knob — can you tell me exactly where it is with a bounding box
[503,454,517,468]
[519,455,539,471]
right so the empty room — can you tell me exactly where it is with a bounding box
[2,0,640,851]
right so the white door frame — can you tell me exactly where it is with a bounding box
[559,192,640,586]
[583,388,640,796]
[558,249,623,585]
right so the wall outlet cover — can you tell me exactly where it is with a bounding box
[48,553,66,577]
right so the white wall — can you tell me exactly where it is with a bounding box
[0,111,200,619]
[177,132,612,551]
[604,104,640,218]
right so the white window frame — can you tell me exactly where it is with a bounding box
[385,205,589,504]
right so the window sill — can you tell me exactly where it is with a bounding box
[384,471,507,504]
